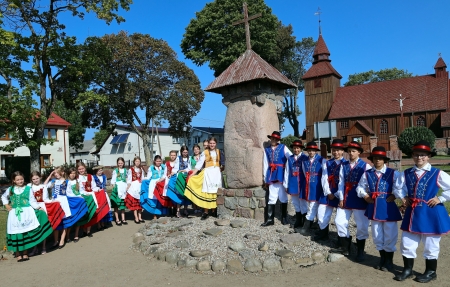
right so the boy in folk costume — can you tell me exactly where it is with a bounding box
[332,141,371,261]
[315,139,347,241]
[262,131,292,226]
[283,139,308,228]
[356,146,403,272]
[394,141,450,283]
[297,141,326,236]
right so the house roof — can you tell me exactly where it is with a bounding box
[347,120,375,135]
[329,74,449,119]
[192,127,224,134]
[205,49,297,93]
[70,140,95,153]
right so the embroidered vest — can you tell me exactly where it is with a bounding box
[341,159,367,209]
[301,154,324,202]
[204,149,220,168]
[190,155,199,167]
[52,179,68,198]
[10,186,31,208]
[94,174,107,189]
[69,180,80,196]
[150,165,165,180]
[131,167,142,182]
[179,156,189,170]
[286,154,303,195]
[114,168,127,182]
[265,144,287,183]
[325,158,346,207]
[32,185,45,202]
[79,174,93,192]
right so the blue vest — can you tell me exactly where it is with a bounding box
[365,168,402,221]
[178,156,189,171]
[149,165,165,180]
[265,144,288,184]
[51,179,68,198]
[325,158,347,207]
[342,159,367,209]
[401,167,450,234]
[93,175,107,190]
[286,154,305,195]
[300,154,324,202]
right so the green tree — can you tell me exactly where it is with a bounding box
[344,68,413,86]
[181,0,280,77]
[93,129,112,149]
[398,126,436,155]
[79,32,204,165]
[280,134,300,153]
[53,100,85,150]
[0,0,131,172]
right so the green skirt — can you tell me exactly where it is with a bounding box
[7,209,53,252]
[76,195,97,226]
[110,184,126,210]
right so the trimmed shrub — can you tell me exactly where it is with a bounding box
[398,126,436,155]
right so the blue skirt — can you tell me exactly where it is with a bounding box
[58,196,88,229]
[166,176,190,205]
[140,179,170,215]
[100,211,114,223]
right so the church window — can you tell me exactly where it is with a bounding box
[380,119,388,134]
[314,78,322,88]
[416,116,426,127]
[340,120,349,129]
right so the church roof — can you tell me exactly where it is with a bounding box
[435,57,447,69]
[441,111,450,127]
[328,75,449,119]
[313,34,330,56]
[303,61,342,80]
[205,49,297,93]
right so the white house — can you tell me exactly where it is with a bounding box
[69,140,98,166]
[94,125,224,167]
[0,113,71,176]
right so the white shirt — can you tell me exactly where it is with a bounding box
[127,167,144,184]
[321,157,344,196]
[336,158,372,201]
[1,185,39,209]
[356,164,403,198]
[263,145,292,182]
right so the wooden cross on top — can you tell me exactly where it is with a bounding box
[232,2,262,50]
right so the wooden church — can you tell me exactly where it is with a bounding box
[303,31,450,153]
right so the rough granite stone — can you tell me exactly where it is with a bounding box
[244,258,263,272]
[203,228,223,236]
[233,207,252,218]
[166,231,184,238]
[258,242,269,251]
[262,258,281,272]
[275,249,295,258]
[239,249,255,260]
[253,188,267,198]
[132,233,145,244]
[157,251,168,261]
[296,257,315,267]
[214,219,230,226]
[280,258,296,269]
[328,253,345,262]
[156,218,169,224]
[258,199,266,208]
[280,233,305,246]
[217,188,224,196]
[224,197,237,209]
[186,259,198,268]
[149,239,164,245]
[238,197,250,207]
[230,220,246,228]
[212,260,226,272]
[250,197,258,209]
[312,252,325,263]
[174,240,190,249]
[228,242,246,252]
[190,250,212,257]
[235,189,245,197]
[244,189,253,198]
[177,259,187,268]
[254,208,265,221]
[226,190,235,197]
[244,234,261,240]
[216,196,225,205]
[227,259,244,272]
[165,251,179,264]
[197,260,211,271]
[146,230,155,236]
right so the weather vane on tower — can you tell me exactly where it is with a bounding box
[314,7,322,35]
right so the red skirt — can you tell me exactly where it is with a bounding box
[44,201,65,230]
[153,181,175,208]
[84,191,111,227]
[125,193,142,211]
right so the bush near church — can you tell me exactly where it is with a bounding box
[281,135,301,152]
[398,126,436,155]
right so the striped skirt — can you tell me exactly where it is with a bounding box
[76,195,97,226]
[141,179,171,215]
[166,175,190,205]
[58,196,88,229]
[42,201,65,230]
[184,170,217,209]
[125,193,141,211]
[110,183,126,210]
[7,210,53,252]
[84,191,110,227]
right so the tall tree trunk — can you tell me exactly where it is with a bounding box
[29,147,40,174]
[156,124,162,157]
[141,134,152,167]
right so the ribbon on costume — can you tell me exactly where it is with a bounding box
[343,182,357,206]
[371,191,389,200]
[410,197,427,209]
[269,163,284,179]
[15,206,23,221]
[305,172,311,200]
[328,174,337,189]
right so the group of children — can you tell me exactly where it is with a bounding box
[2,162,113,262]
[263,130,450,283]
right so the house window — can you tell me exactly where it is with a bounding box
[172,137,180,144]
[0,128,11,140]
[353,137,363,143]
[314,78,322,88]
[340,120,349,129]
[1,154,13,170]
[194,136,201,144]
[417,116,426,127]
[188,139,192,146]
[40,154,51,168]
[43,128,57,140]
[219,135,224,143]
[380,119,388,134]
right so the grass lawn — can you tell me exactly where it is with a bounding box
[0,208,6,249]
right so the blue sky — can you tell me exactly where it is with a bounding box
[60,0,450,140]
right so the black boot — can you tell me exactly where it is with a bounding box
[298,219,312,236]
[414,259,437,283]
[355,239,366,262]
[293,212,302,228]
[314,225,329,241]
[394,256,414,281]
[382,251,395,272]
[281,203,288,225]
[261,204,275,227]
[330,236,351,256]
[375,250,386,270]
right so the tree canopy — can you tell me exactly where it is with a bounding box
[79,31,205,164]
[344,68,413,86]
[0,0,131,171]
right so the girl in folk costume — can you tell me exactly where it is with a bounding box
[262,131,292,227]
[190,144,202,214]
[332,141,371,261]
[92,165,114,230]
[315,139,347,241]
[297,142,327,236]
[394,141,450,283]
[356,146,403,272]
[125,156,145,224]
[76,162,99,237]
[2,171,53,262]
[141,155,170,219]
[166,146,192,217]
[283,140,307,228]
[28,171,64,255]
[110,157,128,225]
[66,167,95,243]
[45,167,88,248]
[185,137,225,220]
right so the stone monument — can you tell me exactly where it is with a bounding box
[204,3,297,218]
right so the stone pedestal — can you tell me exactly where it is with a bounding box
[217,187,266,219]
